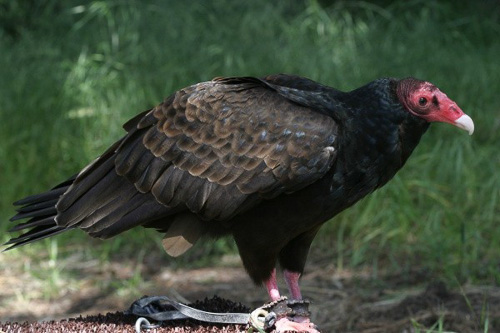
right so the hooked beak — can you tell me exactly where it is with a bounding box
[454,114,474,135]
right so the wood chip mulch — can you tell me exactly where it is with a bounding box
[0,296,252,333]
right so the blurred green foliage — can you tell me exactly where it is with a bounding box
[0,0,499,283]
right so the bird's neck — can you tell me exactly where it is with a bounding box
[336,78,429,168]
[322,80,430,213]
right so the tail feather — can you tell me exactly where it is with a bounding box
[9,206,57,222]
[3,226,72,251]
[4,178,74,251]
[8,216,56,232]
[15,198,59,214]
[4,114,177,251]
[4,225,63,245]
[13,186,69,207]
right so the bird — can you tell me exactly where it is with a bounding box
[5,74,474,332]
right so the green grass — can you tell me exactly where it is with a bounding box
[0,0,499,286]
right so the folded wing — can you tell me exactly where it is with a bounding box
[9,76,339,252]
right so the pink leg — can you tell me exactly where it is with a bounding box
[265,269,319,332]
[284,269,302,299]
[264,268,281,301]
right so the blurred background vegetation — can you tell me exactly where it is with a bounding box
[0,0,499,287]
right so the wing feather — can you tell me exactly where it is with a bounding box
[15,75,338,242]
[115,78,338,221]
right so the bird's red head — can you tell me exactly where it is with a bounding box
[396,78,474,135]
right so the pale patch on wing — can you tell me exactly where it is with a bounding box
[162,213,204,257]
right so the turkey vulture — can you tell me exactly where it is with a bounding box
[6,74,473,331]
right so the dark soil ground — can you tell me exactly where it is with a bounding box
[1,251,499,332]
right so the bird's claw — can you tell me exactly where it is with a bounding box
[274,316,320,333]
[259,297,320,332]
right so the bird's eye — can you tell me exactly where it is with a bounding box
[418,97,428,106]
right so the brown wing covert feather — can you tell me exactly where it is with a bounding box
[115,78,338,221]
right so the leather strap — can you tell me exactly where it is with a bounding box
[126,296,251,324]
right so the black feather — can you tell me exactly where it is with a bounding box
[15,199,59,214]
[3,227,71,251]
[6,74,451,292]
[57,155,115,212]
[8,216,55,232]
[13,187,67,206]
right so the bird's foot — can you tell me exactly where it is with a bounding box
[259,297,320,332]
[274,316,319,333]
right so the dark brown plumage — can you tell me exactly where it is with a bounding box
[6,74,473,315]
